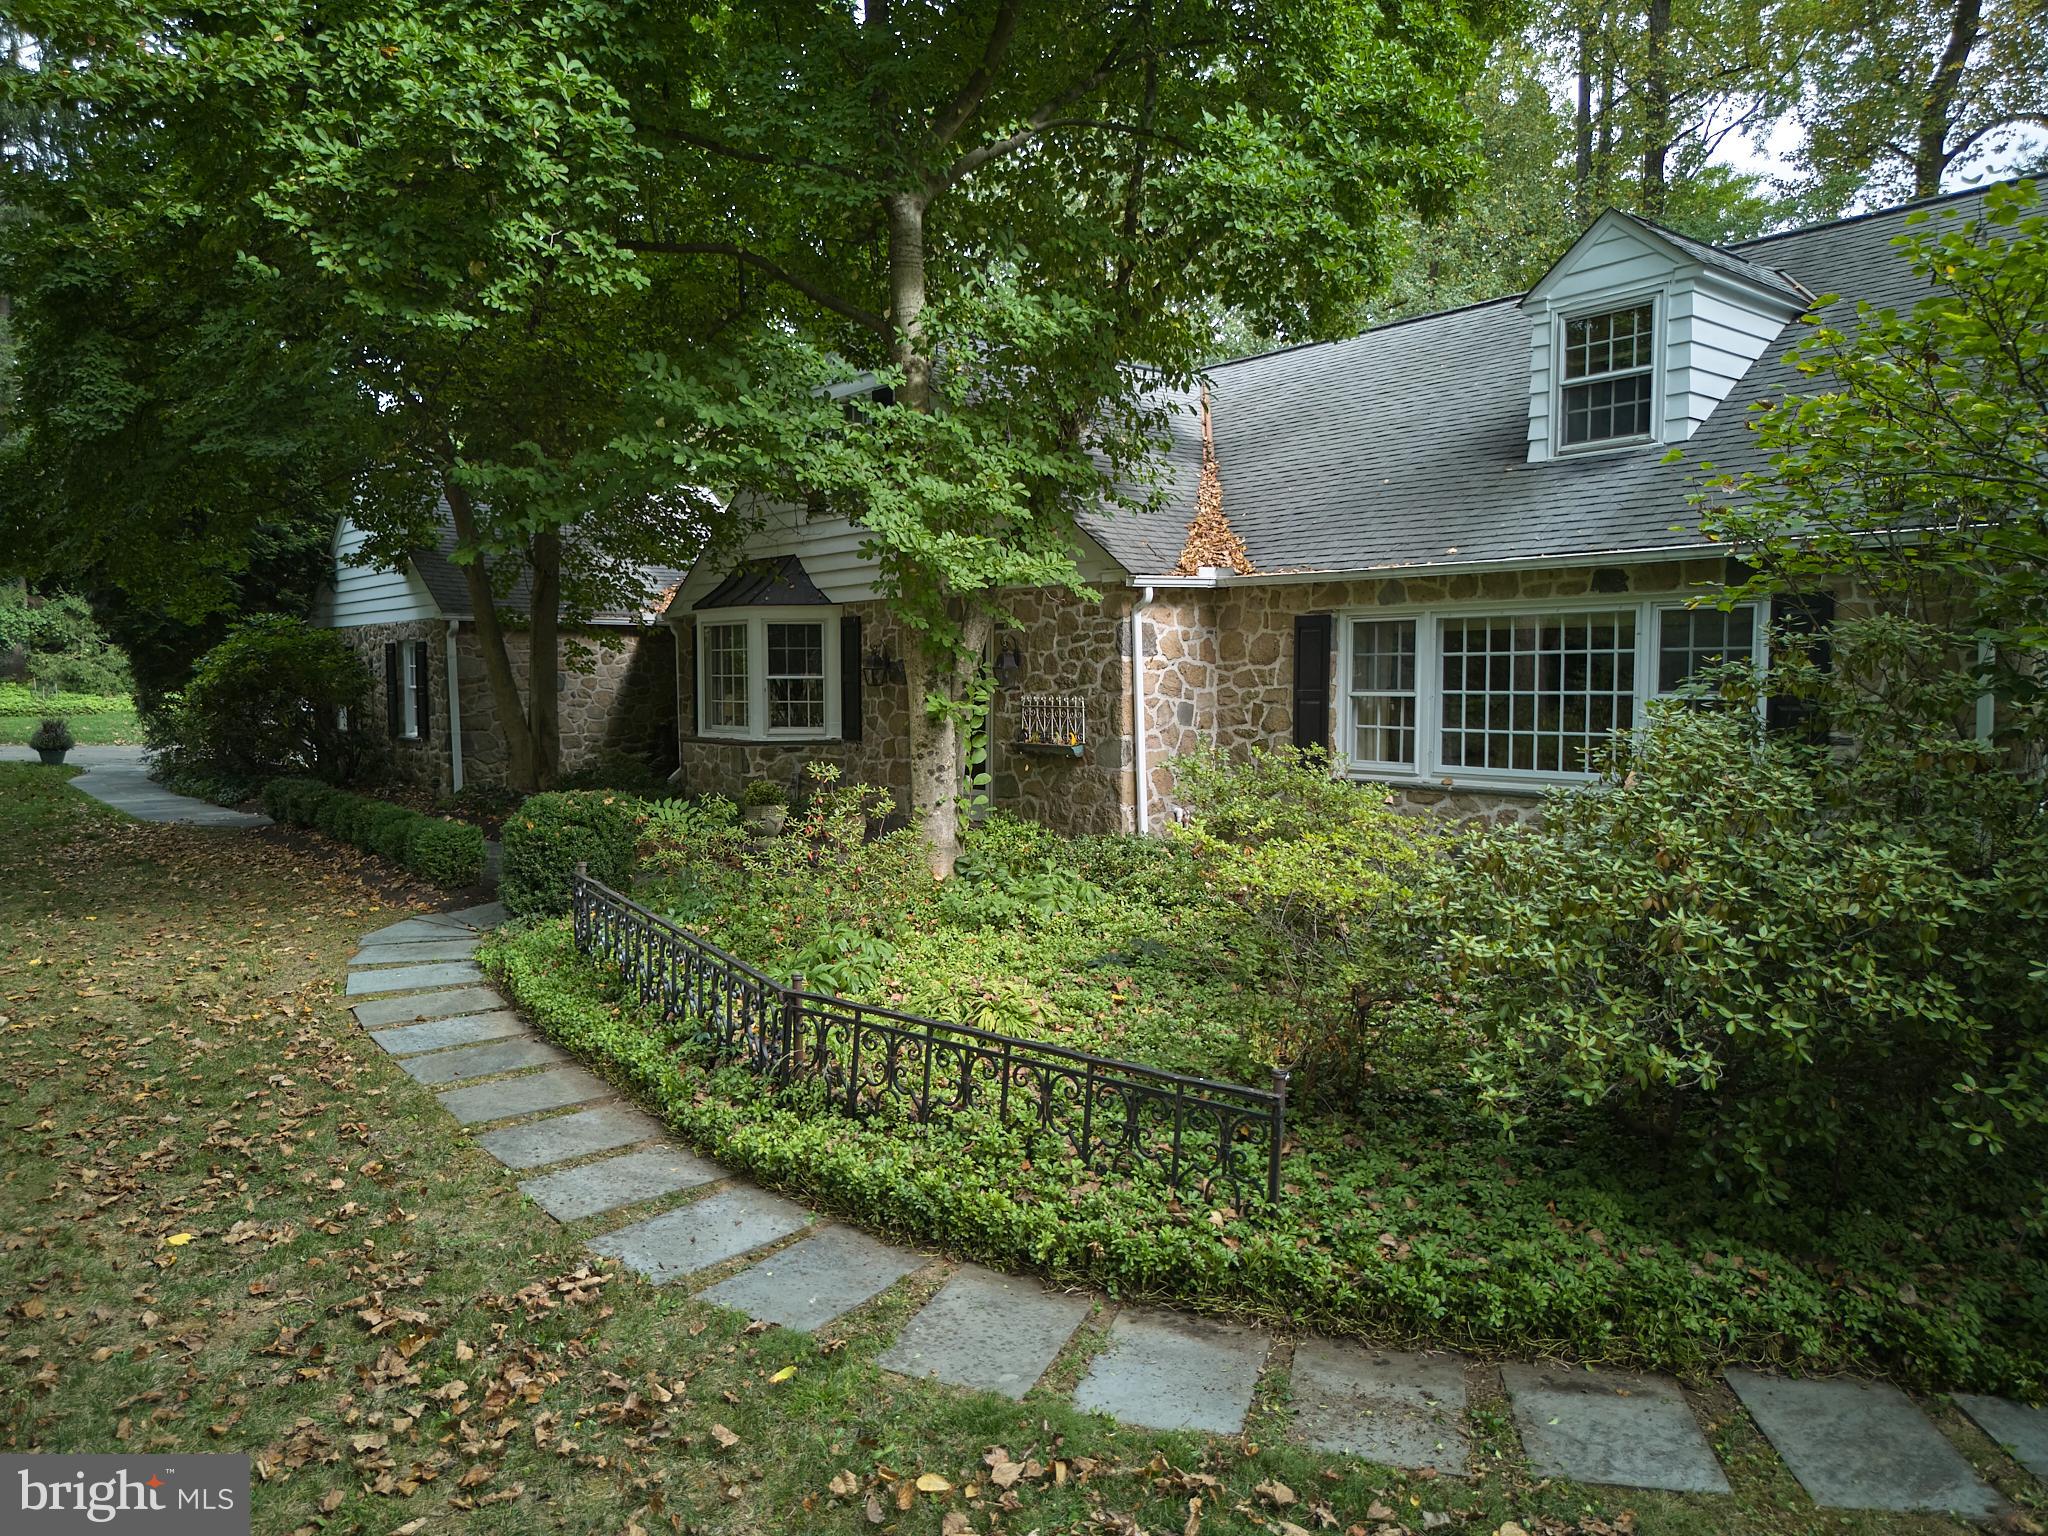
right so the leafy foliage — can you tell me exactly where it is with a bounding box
[26,715,71,752]
[156,617,371,786]
[500,790,648,916]
[263,776,485,889]
[0,585,132,695]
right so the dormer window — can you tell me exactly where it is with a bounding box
[1560,301,1656,448]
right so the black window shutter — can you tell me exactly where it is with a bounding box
[412,640,432,744]
[384,642,401,737]
[689,625,701,737]
[1767,591,1836,733]
[1292,613,1333,752]
[841,615,863,742]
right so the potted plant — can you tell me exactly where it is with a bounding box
[739,778,787,835]
[29,717,74,767]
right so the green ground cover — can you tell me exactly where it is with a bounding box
[18,764,2018,1534]
[0,682,143,744]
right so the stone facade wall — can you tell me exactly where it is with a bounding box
[670,591,1136,837]
[456,627,677,787]
[333,619,453,790]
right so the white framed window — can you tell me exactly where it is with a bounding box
[1336,595,1766,789]
[1346,619,1418,769]
[399,645,420,739]
[694,607,839,742]
[1559,300,1656,449]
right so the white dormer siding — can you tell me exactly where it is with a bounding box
[312,517,444,627]
[1521,212,1807,463]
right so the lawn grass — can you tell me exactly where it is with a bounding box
[0,761,2029,1535]
[0,705,143,745]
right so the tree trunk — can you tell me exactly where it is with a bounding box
[1915,0,1981,197]
[1574,27,1596,220]
[1641,0,1673,216]
[442,480,545,791]
[526,527,563,789]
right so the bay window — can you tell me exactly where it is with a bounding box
[695,608,840,742]
[1335,596,1763,785]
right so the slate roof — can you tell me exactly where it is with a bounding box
[411,511,687,626]
[692,553,832,609]
[1077,186,1989,579]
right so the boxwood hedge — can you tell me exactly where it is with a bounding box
[263,776,484,889]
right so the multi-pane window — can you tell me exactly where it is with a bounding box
[704,622,750,732]
[1347,620,1417,767]
[1439,611,1637,774]
[399,644,420,738]
[1657,606,1757,694]
[765,622,826,731]
[1561,302,1655,447]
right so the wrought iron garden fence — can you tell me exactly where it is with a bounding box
[569,865,1289,1203]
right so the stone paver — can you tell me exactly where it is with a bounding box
[698,1225,923,1332]
[368,1010,529,1056]
[397,1036,567,1085]
[1073,1308,1269,1435]
[1288,1340,1469,1473]
[352,986,508,1030]
[878,1265,1091,1401]
[1726,1371,2000,1515]
[437,1066,610,1125]
[352,938,480,966]
[345,960,486,996]
[1503,1365,1728,1495]
[359,915,473,945]
[519,1145,724,1222]
[1955,1393,2048,1481]
[476,1103,664,1170]
[441,900,508,929]
[589,1187,811,1284]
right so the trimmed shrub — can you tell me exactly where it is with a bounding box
[261,775,484,890]
[405,817,486,888]
[501,790,646,916]
[169,616,372,781]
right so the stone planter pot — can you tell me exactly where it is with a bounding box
[36,748,68,766]
[743,805,787,837]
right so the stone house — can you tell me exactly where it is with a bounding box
[311,512,682,792]
[667,188,1983,833]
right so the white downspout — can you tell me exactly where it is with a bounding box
[1131,585,1154,836]
[445,619,465,794]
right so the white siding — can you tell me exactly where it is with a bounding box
[315,518,443,628]
[1523,213,1803,462]
[670,498,1129,614]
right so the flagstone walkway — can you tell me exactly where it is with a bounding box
[345,907,2045,1519]
[0,744,270,827]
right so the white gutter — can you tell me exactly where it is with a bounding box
[1122,539,1722,590]
[1131,585,1153,836]
[444,619,465,794]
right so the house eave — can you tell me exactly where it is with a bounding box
[1121,539,1722,590]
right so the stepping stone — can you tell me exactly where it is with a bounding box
[1289,1340,1469,1474]
[437,1066,610,1125]
[398,1036,567,1085]
[1726,1371,2000,1515]
[519,1145,724,1222]
[1074,1308,1269,1434]
[441,900,508,930]
[345,960,486,996]
[369,1009,528,1056]
[477,1103,663,1170]
[1955,1393,2048,1480]
[589,1186,811,1283]
[352,986,507,1030]
[699,1226,923,1332]
[1502,1365,1728,1495]
[360,915,472,945]
[353,938,479,966]
[878,1266,1090,1402]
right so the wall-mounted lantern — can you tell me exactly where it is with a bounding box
[862,648,906,687]
[994,641,1024,687]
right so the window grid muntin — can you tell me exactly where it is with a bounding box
[765,621,826,732]
[704,622,750,732]
[1560,301,1656,448]
[1657,605,1756,693]
[1346,619,1418,767]
[1438,609,1637,775]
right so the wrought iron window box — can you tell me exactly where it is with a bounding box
[1012,737,1085,758]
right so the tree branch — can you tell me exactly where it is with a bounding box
[619,239,890,335]
[929,0,1023,145]
[929,43,1132,195]
[632,119,863,182]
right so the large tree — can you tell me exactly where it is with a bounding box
[617,0,1506,871]
[0,1,733,786]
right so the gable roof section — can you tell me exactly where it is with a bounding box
[1077,186,1988,578]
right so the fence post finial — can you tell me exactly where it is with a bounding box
[574,860,589,879]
